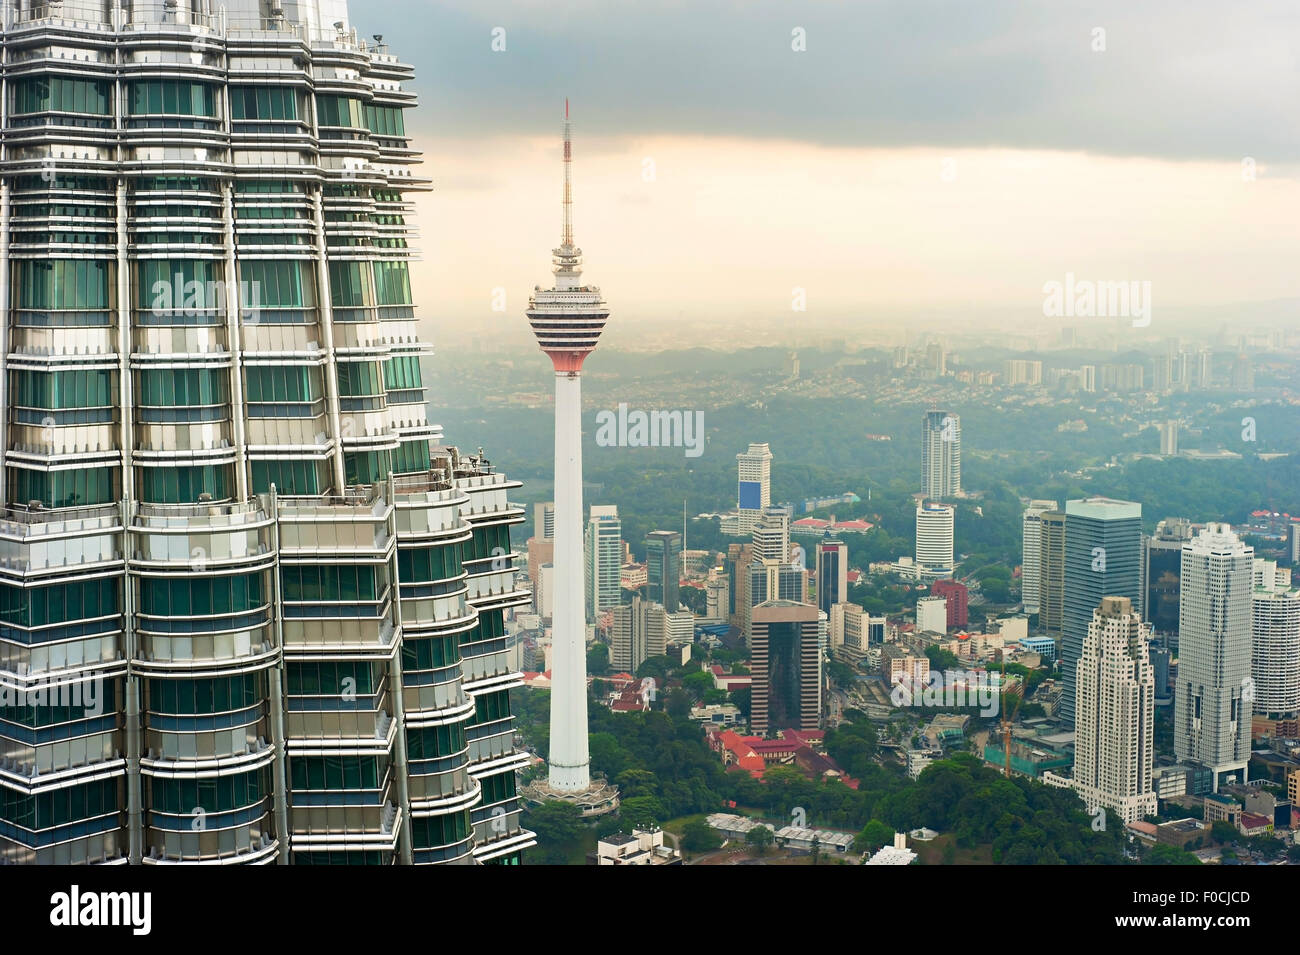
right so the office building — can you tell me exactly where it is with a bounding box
[752,507,791,563]
[533,501,555,540]
[916,596,948,634]
[0,2,535,865]
[1062,498,1142,724]
[750,601,820,735]
[815,539,848,616]
[585,505,622,619]
[644,530,681,613]
[921,411,961,499]
[1071,597,1157,825]
[1003,359,1043,386]
[1175,524,1253,790]
[1141,518,1196,649]
[1039,510,1067,635]
[915,502,955,575]
[610,597,667,674]
[931,578,969,628]
[1159,421,1179,456]
[1021,500,1058,615]
[735,443,773,536]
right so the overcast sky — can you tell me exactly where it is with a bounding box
[349,1,1300,340]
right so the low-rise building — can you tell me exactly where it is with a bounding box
[595,828,682,865]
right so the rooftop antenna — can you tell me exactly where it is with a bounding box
[561,98,573,249]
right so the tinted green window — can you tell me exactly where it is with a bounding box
[397,543,462,584]
[0,577,118,628]
[363,104,406,137]
[328,261,370,307]
[8,467,113,509]
[336,362,383,397]
[250,459,321,495]
[239,260,308,308]
[343,451,390,486]
[466,524,511,562]
[138,259,220,312]
[406,723,465,760]
[149,769,265,814]
[472,688,512,724]
[479,772,517,804]
[128,80,217,117]
[246,366,316,402]
[371,262,411,306]
[286,661,376,695]
[138,368,228,406]
[10,370,112,410]
[410,810,470,848]
[382,356,421,391]
[139,573,266,616]
[401,633,461,670]
[289,755,380,791]
[137,464,230,503]
[280,565,378,603]
[13,76,111,115]
[18,260,110,310]
[0,778,117,829]
[229,86,298,121]
[391,440,430,474]
[147,674,260,715]
[316,95,364,127]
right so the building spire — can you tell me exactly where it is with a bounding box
[561,99,574,249]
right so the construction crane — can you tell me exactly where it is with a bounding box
[997,650,1026,778]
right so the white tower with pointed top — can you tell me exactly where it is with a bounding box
[527,103,610,793]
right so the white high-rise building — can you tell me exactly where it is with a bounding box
[921,411,961,499]
[1175,524,1253,790]
[752,507,791,563]
[916,596,948,635]
[1251,563,1300,718]
[1159,421,1179,456]
[610,597,667,673]
[585,505,622,619]
[736,443,773,535]
[1071,597,1158,824]
[534,501,556,539]
[915,502,955,574]
[1021,500,1058,615]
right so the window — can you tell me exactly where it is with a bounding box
[12,76,111,115]
[139,573,267,617]
[149,769,266,814]
[250,459,321,495]
[472,688,512,724]
[8,467,113,509]
[336,362,383,397]
[466,524,511,562]
[397,543,463,585]
[316,95,364,128]
[328,261,370,307]
[10,370,112,410]
[289,755,380,791]
[286,661,376,696]
[137,259,220,314]
[410,810,470,849]
[343,451,391,486]
[0,778,117,829]
[137,368,229,407]
[246,366,317,403]
[280,565,378,603]
[401,633,461,671]
[127,80,217,117]
[17,260,110,310]
[391,440,430,474]
[406,722,465,760]
[382,356,421,391]
[229,86,298,121]
[0,577,118,628]
[147,674,260,715]
[363,104,406,137]
[137,464,231,504]
[372,262,411,306]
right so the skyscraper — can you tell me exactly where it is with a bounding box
[735,442,773,535]
[1071,597,1157,825]
[1141,517,1197,649]
[610,596,667,673]
[815,539,848,617]
[525,102,611,801]
[585,505,622,618]
[1062,498,1142,724]
[1251,568,1300,720]
[1038,510,1067,636]
[921,410,961,499]
[1175,524,1253,790]
[534,501,555,540]
[751,601,820,735]
[915,502,955,576]
[1021,500,1058,615]
[644,530,682,613]
[752,506,791,563]
[0,2,534,865]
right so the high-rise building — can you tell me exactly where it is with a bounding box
[704,566,730,622]
[1071,597,1157,825]
[0,2,535,865]
[1175,524,1253,790]
[815,539,848,617]
[524,102,615,812]
[534,501,555,540]
[1003,359,1043,386]
[1062,498,1142,724]
[925,341,947,377]
[609,597,667,673]
[1193,347,1213,389]
[585,505,622,619]
[1141,517,1197,649]
[915,502,955,575]
[1079,365,1097,392]
[743,559,806,641]
[916,596,948,634]
[751,601,820,735]
[752,507,791,563]
[1159,421,1179,456]
[921,411,961,499]
[931,578,969,628]
[1250,564,1299,719]
[735,443,773,535]
[1039,510,1067,636]
[1021,500,1058,615]
[644,530,681,613]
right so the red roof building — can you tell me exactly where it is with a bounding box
[931,578,969,629]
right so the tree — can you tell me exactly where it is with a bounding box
[682,670,715,698]
[1210,821,1238,845]
[587,644,610,675]
[1143,843,1201,865]
[745,825,774,855]
[682,820,723,853]
[524,801,586,864]
[620,795,667,829]
[853,819,895,854]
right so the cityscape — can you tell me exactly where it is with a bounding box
[0,0,1295,930]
